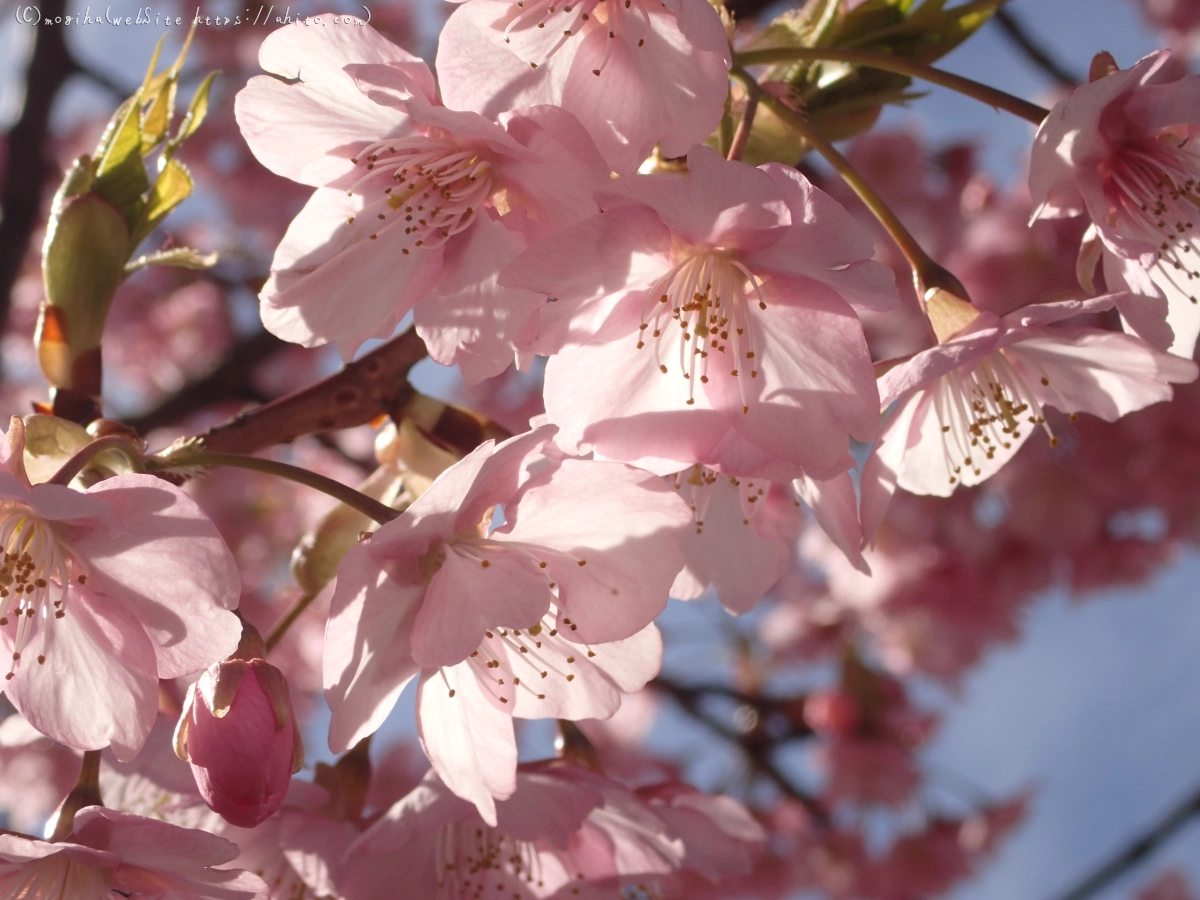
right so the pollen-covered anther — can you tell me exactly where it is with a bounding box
[635,250,766,411]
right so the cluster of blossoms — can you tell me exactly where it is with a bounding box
[2,0,1200,897]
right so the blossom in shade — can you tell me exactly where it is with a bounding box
[323,426,691,823]
[0,418,241,759]
[669,466,867,614]
[235,21,610,380]
[501,145,896,480]
[1030,50,1200,356]
[174,643,304,828]
[0,807,267,899]
[435,0,731,174]
[860,295,1197,537]
[339,764,761,899]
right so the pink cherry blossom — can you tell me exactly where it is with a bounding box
[174,652,304,828]
[436,0,731,174]
[0,418,242,760]
[323,426,691,822]
[0,806,266,899]
[1030,50,1200,356]
[502,145,896,481]
[235,21,610,379]
[340,763,760,899]
[860,296,1197,536]
[669,465,867,614]
[1137,869,1199,900]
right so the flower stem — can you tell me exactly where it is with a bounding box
[728,75,761,161]
[149,449,399,526]
[47,435,144,486]
[733,47,1050,125]
[265,591,320,654]
[47,750,103,841]
[744,71,966,299]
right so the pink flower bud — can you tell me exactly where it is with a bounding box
[174,656,304,827]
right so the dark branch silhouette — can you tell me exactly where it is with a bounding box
[1048,781,1200,900]
[994,7,1081,88]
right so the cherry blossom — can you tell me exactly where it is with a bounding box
[236,21,610,379]
[436,0,731,174]
[860,295,1197,535]
[669,466,867,614]
[502,145,897,480]
[0,418,241,759]
[0,807,267,899]
[1030,50,1200,356]
[323,426,690,822]
[340,763,761,899]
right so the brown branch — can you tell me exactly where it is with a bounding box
[1047,781,1200,900]
[193,327,428,455]
[0,0,78,334]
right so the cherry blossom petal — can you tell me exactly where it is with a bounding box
[704,277,880,479]
[597,145,789,249]
[69,475,241,679]
[560,13,729,173]
[324,542,423,754]
[1013,329,1198,419]
[235,25,420,186]
[260,186,444,357]
[501,460,689,641]
[795,471,869,575]
[410,545,551,669]
[416,667,518,826]
[413,212,543,383]
[4,585,157,761]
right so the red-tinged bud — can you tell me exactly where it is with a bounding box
[803,689,861,738]
[173,644,304,828]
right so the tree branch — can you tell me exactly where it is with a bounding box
[124,329,288,434]
[192,327,428,455]
[1047,781,1200,900]
[994,8,1081,88]
[0,2,78,334]
[655,678,828,825]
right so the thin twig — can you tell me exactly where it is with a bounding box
[994,8,1081,88]
[735,46,1050,124]
[0,0,78,335]
[655,678,828,825]
[728,76,761,162]
[1047,781,1200,900]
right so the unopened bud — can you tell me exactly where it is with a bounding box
[174,644,303,827]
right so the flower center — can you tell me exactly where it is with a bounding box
[1108,135,1200,301]
[0,504,78,677]
[935,350,1053,487]
[637,250,765,412]
[347,137,494,254]
[453,607,596,707]
[434,820,576,898]
[670,465,769,533]
[0,855,112,899]
[502,0,650,73]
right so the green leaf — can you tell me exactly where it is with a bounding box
[166,71,219,157]
[131,157,193,247]
[139,77,177,153]
[125,246,218,272]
